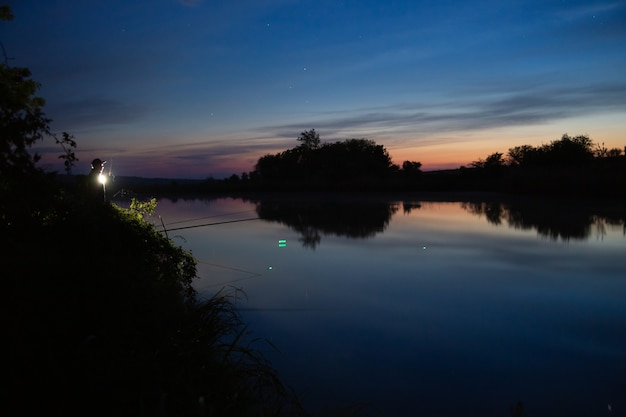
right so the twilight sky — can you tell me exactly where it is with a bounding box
[3,0,625,178]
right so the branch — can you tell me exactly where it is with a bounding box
[0,41,14,66]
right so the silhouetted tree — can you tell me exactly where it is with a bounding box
[317,138,394,181]
[55,131,78,174]
[252,135,396,187]
[0,8,77,180]
[0,62,51,177]
[402,160,422,174]
[254,153,283,180]
[546,134,594,165]
[608,148,623,158]
[507,145,535,166]
[400,160,422,182]
[477,152,505,169]
[1,8,78,233]
[297,128,320,150]
[506,134,595,168]
[594,142,623,158]
[471,152,505,175]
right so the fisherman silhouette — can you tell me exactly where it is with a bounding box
[88,158,107,202]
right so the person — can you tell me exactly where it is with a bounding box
[88,158,107,202]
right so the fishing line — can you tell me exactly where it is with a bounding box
[195,262,323,311]
[195,259,263,287]
[238,307,326,312]
[159,209,258,227]
[161,217,260,232]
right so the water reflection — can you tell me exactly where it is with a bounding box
[246,195,401,248]
[461,199,626,241]
[151,194,626,417]
[244,194,625,247]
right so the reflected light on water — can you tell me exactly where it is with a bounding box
[152,195,626,417]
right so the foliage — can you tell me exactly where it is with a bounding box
[54,131,79,174]
[506,144,534,166]
[462,133,626,196]
[254,134,402,188]
[401,160,422,175]
[116,196,158,221]
[0,5,13,21]
[0,62,50,176]
[6,190,305,416]
[471,152,504,170]
[505,134,594,167]
[593,142,623,158]
[0,7,77,181]
[297,128,321,150]
[3,8,303,415]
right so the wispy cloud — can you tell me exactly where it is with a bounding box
[47,96,150,132]
[556,1,624,21]
[552,1,626,40]
[267,82,626,139]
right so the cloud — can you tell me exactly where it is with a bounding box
[555,1,624,22]
[47,96,150,132]
[265,82,626,139]
[552,1,626,40]
[59,80,624,178]
[139,134,294,161]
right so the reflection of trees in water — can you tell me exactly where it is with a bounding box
[462,201,506,225]
[402,201,422,214]
[462,200,626,241]
[252,197,400,249]
[249,195,623,245]
[593,215,626,239]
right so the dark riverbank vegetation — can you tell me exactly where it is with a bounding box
[3,5,623,415]
[5,188,305,417]
[2,8,305,415]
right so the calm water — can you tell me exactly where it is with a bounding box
[151,193,626,417]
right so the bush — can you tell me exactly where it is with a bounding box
[4,184,303,417]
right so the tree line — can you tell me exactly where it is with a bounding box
[212,130,624,196]
[462,134,626,197]
[471,134,623,170]
[222,129,423,190]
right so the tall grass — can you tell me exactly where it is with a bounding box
[4,182,307,416]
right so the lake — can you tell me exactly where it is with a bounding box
[149,193,626,417]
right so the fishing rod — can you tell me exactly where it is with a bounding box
[159,209,258,227]
[161,217,260,232]
[107,157,114,179]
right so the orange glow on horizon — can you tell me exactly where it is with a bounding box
[33,115,626,179]
[390,119,626,171]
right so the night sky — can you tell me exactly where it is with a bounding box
[3,0,625,178]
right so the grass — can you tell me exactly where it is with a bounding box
[4,177,308,416]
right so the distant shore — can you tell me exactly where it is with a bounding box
[57,163,626,202]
